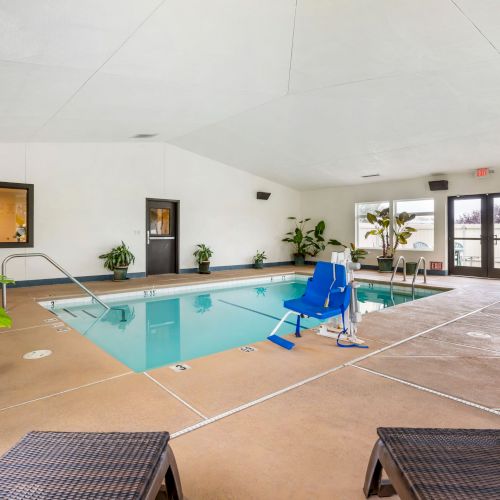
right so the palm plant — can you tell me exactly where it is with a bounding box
[0,275,14,328]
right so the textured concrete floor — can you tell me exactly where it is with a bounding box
[0,266,499,499]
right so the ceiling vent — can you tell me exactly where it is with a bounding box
[361,173,380,178]
[131,133,158,139]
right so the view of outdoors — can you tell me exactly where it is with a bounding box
[356,199,434,250]
[453,199,482,267]
[453,198,500,268]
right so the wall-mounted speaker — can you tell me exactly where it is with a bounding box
[428,180,448,191]
[256,192,271,200]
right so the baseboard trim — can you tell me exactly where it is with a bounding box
[360,264,448,276]
[180,261,295,274]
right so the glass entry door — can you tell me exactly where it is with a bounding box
[487,195,500,279]
[448,194,500,278]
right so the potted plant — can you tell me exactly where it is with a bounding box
[194,244,213,274]
[282,217,327,265]
[99,241,135,281]
[0,275,14,328]
[349,243,368,263]
[328,240,368,267]
[365,209,417,272]
[253,250,267,269]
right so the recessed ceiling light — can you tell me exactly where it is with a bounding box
[131,133,158,139]
[361,174,380,178]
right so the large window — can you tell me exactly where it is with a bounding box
[394,198,434,251]
[355,198,435,251]
[0,182,34,248]
[355,201,390,249]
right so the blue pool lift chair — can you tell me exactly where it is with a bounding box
[267,262,351,349]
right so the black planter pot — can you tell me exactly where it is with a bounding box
[198,261,211,274]
[294,254,305,266]
[254,261,264,269]
[406,261,418,275]
[113,266,128,281]
[377,256,393,273]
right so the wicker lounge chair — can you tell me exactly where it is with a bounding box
[0,431,183,499]
[364,427,500,499]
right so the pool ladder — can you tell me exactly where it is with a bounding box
[390,256,427,300]
[1,253,109,311]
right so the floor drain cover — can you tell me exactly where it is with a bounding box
[23,350,52,360]
[466,331,491,339]
[239,346,258,352]
[169,363,191,372]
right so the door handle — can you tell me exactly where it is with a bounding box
[150,236,175,240]
[147,230,150,245]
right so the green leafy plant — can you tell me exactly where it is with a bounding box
[0,275,15,328]
[282,217,327,257]
[327,240,368,263]
[99,241,135,271]
[364,208,417,257]
[253,250,268,264]
[393,212,417,253]
[364,208,392,257]
[194,244,213,264]
[349,243,368,263]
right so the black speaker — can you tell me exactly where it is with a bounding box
[256,192,271,200]
[428,180,448,191]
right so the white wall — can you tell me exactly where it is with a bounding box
[301,171,500,270]
[0,143,300,281]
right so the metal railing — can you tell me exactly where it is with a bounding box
[389,256,406,297]
[412,256,427,298]
[1,253,109,311]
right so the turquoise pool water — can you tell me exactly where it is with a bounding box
[50,279,440,371]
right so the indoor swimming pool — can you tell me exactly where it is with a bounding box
[44,277,441,371]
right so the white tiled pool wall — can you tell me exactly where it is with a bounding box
[39,273,309,310]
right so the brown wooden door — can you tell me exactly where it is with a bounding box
[146,199,179,275]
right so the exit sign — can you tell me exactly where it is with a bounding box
[476,167,489,177]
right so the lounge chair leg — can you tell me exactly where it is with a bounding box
[295,314,301,337]
[165,445,183,500]
[363,439,396,498]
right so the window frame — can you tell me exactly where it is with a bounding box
[355,200,391,250]
[0,181,34,248]
[393,197,435,252]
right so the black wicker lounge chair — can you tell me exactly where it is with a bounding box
[0,431,183,499]
[364,427,500,499]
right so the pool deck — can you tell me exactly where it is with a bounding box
[1,265,499,499]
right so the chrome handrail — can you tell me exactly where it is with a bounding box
[390,255,406,290]
[1,253,109,311]
[412,256,427,298]
[389,256,406,303]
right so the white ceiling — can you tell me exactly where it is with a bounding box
[1,0,500,189]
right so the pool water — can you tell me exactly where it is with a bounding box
[50,279,440,371]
